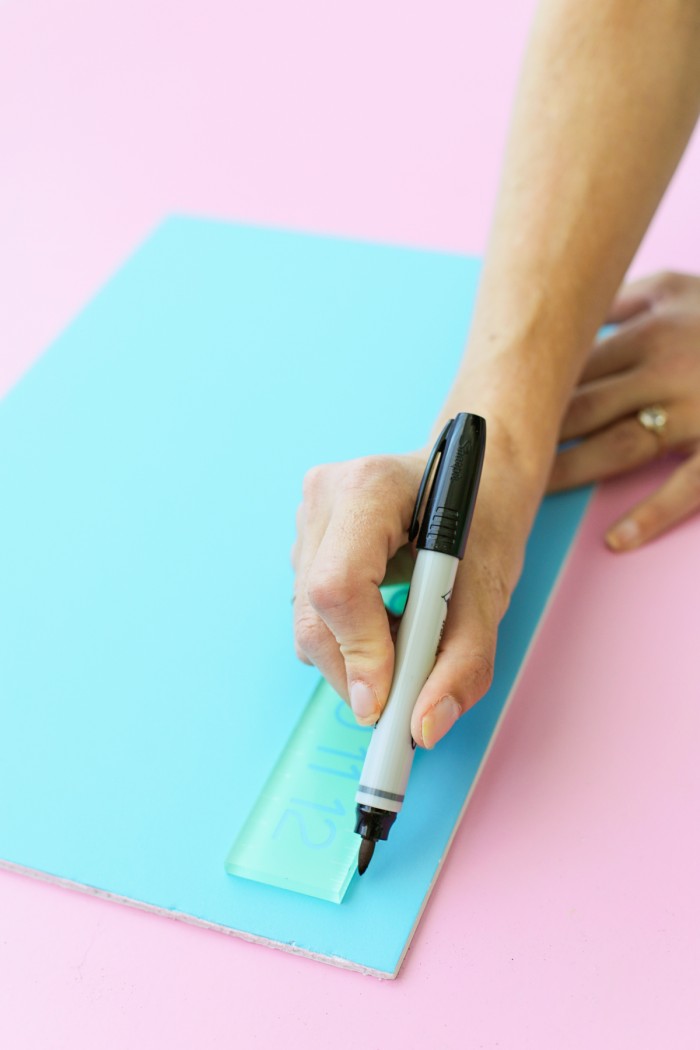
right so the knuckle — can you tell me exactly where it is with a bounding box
[341,631,393,669]
[467,652,495,696]
[343,455,393,496]
[304,455,405,508]
[620,312,660,358]
[294,608,328,656]
[648,334,698,383]
[449,651,495,710]
[651,270,684,300]
[301,464,328,500]
[307,569,354,613]
[611,418,646,463]
[568,388,597,429]
[634,314,660,342]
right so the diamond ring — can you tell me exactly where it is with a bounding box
[636,405,669,455]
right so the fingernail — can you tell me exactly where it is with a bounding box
[421,696,461,750]
[350,681,380,725]
[606,519,640,551]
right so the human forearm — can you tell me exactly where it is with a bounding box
[438,0,700,486]
[293,0,700,753]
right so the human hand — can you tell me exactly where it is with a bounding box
[549,272,700,550]
[292,429,540,748]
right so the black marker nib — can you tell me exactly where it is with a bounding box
[358,838,376,876]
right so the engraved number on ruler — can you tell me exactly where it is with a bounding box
[270,701,368,851]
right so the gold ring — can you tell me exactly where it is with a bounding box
[636,405,669,455]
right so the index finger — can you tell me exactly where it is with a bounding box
[306,484,409,725]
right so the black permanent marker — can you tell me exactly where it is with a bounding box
[354,412,486,874]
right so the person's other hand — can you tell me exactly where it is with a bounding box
[549,272,700,550]
[292,429,539,748]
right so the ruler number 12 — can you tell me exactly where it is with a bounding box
[271,797,345,850]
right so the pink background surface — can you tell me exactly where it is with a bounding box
[1,1,699,1046]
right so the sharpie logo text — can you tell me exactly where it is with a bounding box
[450,436,471,481]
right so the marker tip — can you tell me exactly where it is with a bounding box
[358,838,376,876]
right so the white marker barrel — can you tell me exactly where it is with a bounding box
[355,549,458,813]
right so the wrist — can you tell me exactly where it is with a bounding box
[427,401,555,504]
[430,338,579,486]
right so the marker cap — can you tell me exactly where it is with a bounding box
[410,412,486,560]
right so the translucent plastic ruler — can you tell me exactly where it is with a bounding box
[226,585,409,903]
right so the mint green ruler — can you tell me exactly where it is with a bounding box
[226,585,409,904]
[225,678,372,903]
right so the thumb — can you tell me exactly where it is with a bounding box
[409,564,503,748]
